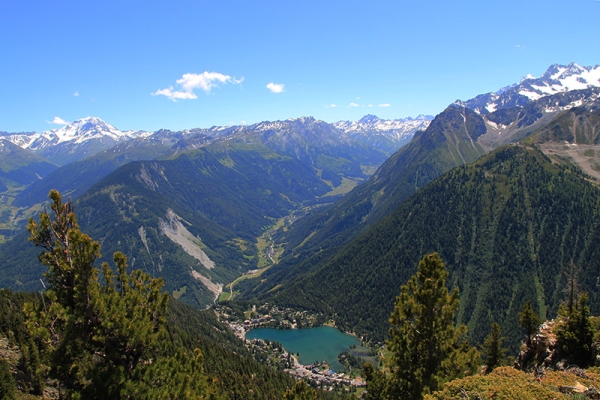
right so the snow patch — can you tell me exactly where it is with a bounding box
[485,103,497,113]
[4,116,151,150]
[485,120,505,131]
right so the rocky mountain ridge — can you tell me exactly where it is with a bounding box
[456,62,600,115]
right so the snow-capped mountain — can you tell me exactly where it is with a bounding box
[1,117,151,166]
[334,114,432,135]
[456,62,600,114]
[28,117,150,150]
[334,114,433,154]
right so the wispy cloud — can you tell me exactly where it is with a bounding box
[73,91,79,97]
[266,82,285,93]
[349,102,359,107]
[515,44,525,49]
[49,116,69,125]
[153,71,244,101]
[325,104,337,108]
[378,103,391,107]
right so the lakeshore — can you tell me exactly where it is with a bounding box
[246,326,360,371]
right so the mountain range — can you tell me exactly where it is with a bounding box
[0,113,433,307]
[2,61,600,339]
[0,113,432,240]
[234,63,600,349]
[455,62,600,114]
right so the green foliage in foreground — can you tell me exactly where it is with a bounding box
[481,322,507,373]
[425,367,600,400]
[364,253,480,400]
[1,190,339,399]
[519,300,541,348]
[24,190,211,398]
[0,357,17,400]
[365,252,600,399]
[556,292,595,368]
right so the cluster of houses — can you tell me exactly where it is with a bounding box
[286,362,366,392]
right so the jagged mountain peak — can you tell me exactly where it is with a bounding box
[358,114,381,124]
[456,62,600,115]
[36,116,148,147]
[540,62,587,81]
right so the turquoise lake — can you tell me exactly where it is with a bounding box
[245,326,361,371]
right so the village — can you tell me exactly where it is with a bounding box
[215,302,368,394]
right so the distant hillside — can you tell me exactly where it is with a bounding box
[0,139,57,186]
[0,140,58,238]
[12,132,189,207]
[524,99,600,180]
[0,140,338,308]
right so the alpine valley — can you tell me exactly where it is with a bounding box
[0,112,432,307]
[3,62,600,398]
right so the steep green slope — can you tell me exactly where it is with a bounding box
[243,93,600,301]
[256,145,600,352]
[13,133,182,207]
[0,140,334,308]
[243,106,488,292]
[0,140,57,186]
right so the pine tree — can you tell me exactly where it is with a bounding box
[518,300,540,348]
[385,252,480,399]
[0,358,16,400]
[556,292,595,367]
[482,322,506,373]
[361,362,387,399]
[283,381,318,399]
[23,190,212,399]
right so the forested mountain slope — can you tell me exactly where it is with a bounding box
[0,141,335,307]
[0,288,342,399]
[242,107,487,288]
[242,90,600,298]
[254,145,600,352]
[12,130,196,207]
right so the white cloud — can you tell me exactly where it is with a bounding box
[325,104,337,108]
[49,116,69,125]
[153,87,198,100]
[349,102,359,107]
[73,91,79,97]
[266,82,285,93]
[378,103,391,107]
[153,71,244,101]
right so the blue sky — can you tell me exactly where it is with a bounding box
[1,0,599,133]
